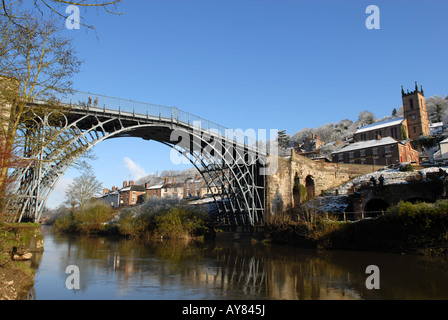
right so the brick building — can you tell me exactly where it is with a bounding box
[354,117,408,142]
[331,136,419,166]
[120,180,145,206]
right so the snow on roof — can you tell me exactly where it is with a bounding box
[439,137,448,144]
[430,122,444,127]
[331,136,398,154]
[355,117,404,134]
[148,184,164,189]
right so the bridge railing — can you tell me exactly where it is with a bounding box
[60,90,262,153]
[324,210,386,222]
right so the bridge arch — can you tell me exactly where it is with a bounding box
[7,97,268,226]
[363,198,390,213]
[305,175,315,201]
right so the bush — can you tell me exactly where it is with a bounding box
[54,201,115,234]
[74,201,114,233]
[152,206,208,239]
[399,163,414,172]
[116,197,209,239]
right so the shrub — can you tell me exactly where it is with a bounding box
[115,197,209,239]
[152,206,208,239]
[399,163,414,172]
[54,201,115,234]
[74,201,114,233]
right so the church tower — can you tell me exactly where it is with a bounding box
[402,81,430,140]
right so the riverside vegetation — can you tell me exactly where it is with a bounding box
[52,196,448,256]
[53,197,210,240]
[267,199,448,256]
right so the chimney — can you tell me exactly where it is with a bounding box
[164,176,168,184]
[172,177,176,184]
[145,182,149,189]
[195,173,200,179]
[123,180,127,188]
[103,188,109,196]
[130,180,134,186]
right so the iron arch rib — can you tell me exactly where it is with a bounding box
[9,102,267,226]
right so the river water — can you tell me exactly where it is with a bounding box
[31,226,448,300]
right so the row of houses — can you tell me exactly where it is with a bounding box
[100,175,224,208]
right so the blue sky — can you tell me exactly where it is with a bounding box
[46,0,448,208]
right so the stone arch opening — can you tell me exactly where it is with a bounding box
[292,172,304,208]
[305,175,315,201]
[364,198,389,213]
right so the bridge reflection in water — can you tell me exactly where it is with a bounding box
[32,228,448,300]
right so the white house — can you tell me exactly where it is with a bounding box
[433,137,448,164]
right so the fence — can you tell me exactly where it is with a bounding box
[325,210,386,222]
[56,90,264,152]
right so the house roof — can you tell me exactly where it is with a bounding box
[439,137,448,144]
[148,184,164,190]
[121,185,145,192]
[332,137,399,154]
[355,117,405,134]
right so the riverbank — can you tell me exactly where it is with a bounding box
[265,200,448,256]
[53,199,211,241]
[0,223,43,300]
[51,198,448,257]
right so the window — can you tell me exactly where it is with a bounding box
[373,148,379,155]
[338,154,343,161]
[413,127,417,133]
[410,98,414,109]
[360,150,366,157]
[349,152,354,159]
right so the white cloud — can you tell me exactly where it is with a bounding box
[123,157,148,181]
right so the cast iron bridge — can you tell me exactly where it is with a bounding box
[6,91,274,226]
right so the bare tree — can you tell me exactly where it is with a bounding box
[357,110,376,126]
[1,0,123,29]
[426,95,448,123]
[0,8,82,218]
[65,168,102,211]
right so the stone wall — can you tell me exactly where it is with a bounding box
[265,150,378,215]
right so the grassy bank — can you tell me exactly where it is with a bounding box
[266,199,448,256]
[53,198,211,240]
[0,222,43,300]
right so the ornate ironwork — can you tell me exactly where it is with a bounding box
[6,91,270,226]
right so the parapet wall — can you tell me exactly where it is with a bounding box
[265,150,378,215]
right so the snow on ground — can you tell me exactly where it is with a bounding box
[302,195,352,213]
[331,166,448,196]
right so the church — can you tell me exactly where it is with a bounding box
[332,82,429,166]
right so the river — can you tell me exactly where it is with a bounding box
[30,226,448,300]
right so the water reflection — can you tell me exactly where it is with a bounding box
[32,227,448,300]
